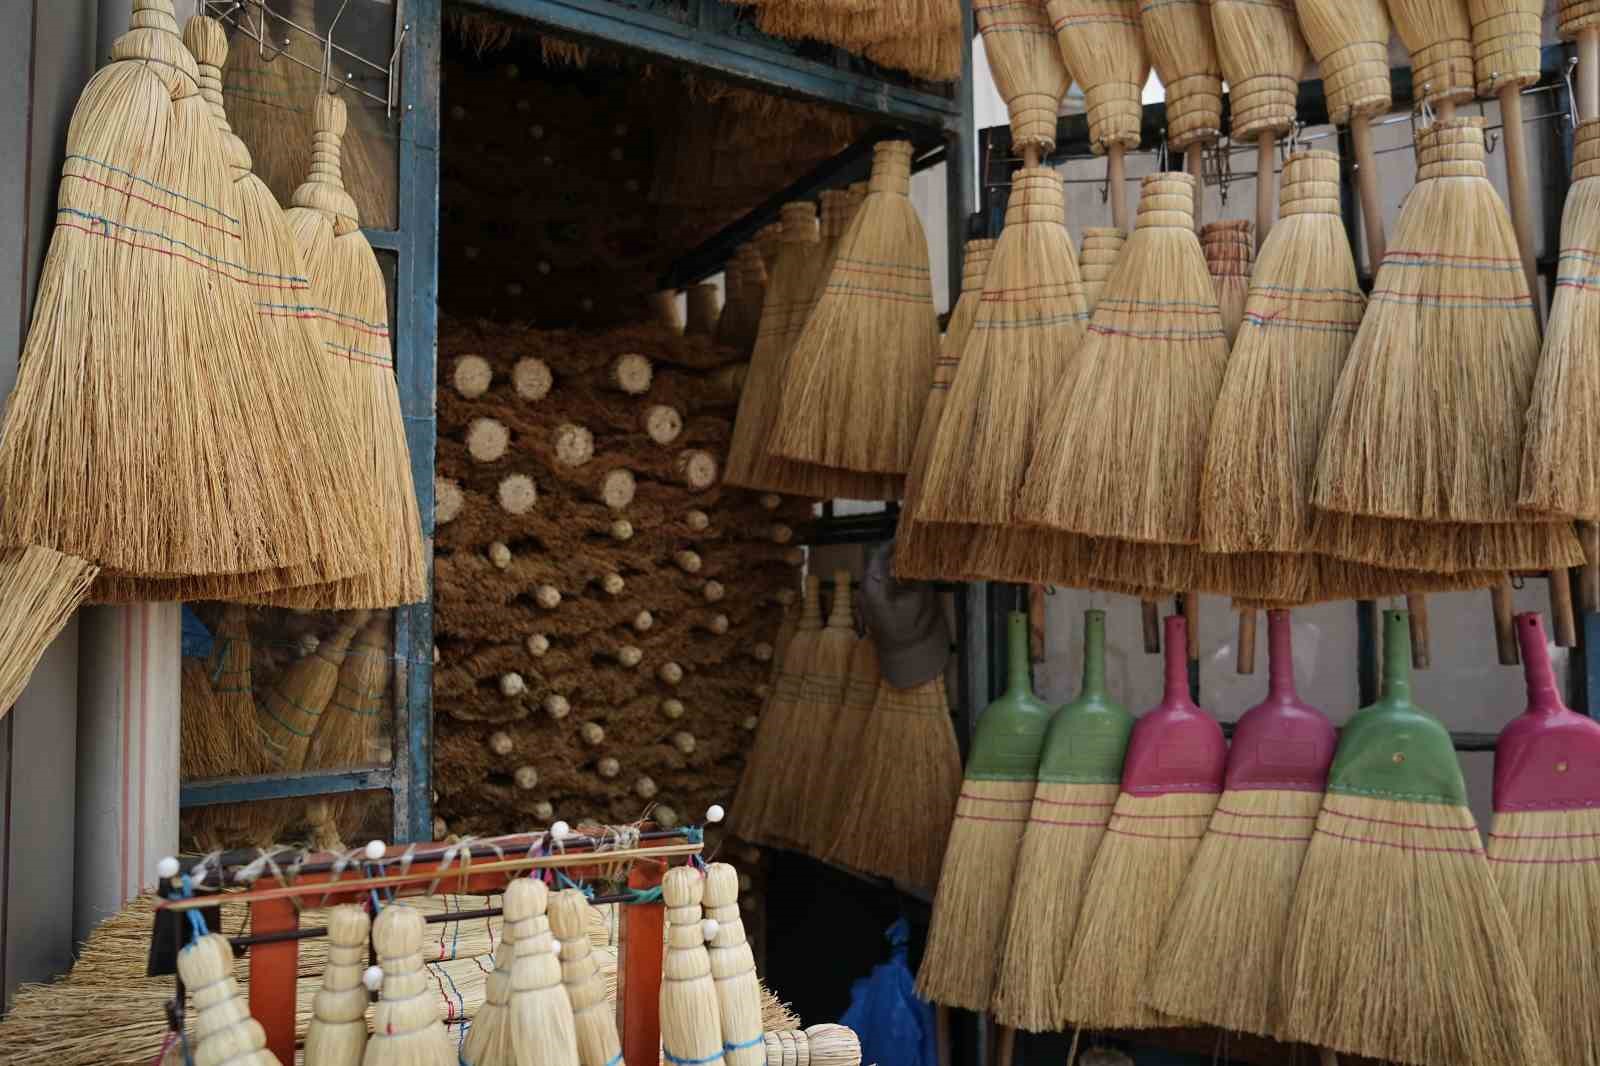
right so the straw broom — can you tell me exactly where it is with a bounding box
[1389,0,1476,114]
[306,616,394,771]
[503,880,581,1066]
[895,238,997,581]
[717,243,765,355]
[365,905,456,1066]
[1059,613,1225,1030]
[704,864,765,1066]
[732,574,822,844]
[549,890,621,1066]
[1487,611,1600,1066]
[798,634,880,856]
[1143,609,1335,1036]
[769,140,939,481]
[991,608,1132,1033]
[0,0,332,583]
[0,547,97,716]
[258,612,370,772]
[305,905,370,1066]
[916,612,1052,1012]
[1279,609,1554,1066]
[1310,118,1581,588]
[461,882,531,1066]
[865,29,964,82]
[765,571,858,843]
[180,933,281,1066]
[1136,0,1223,155]
[1201,220,1254,345]
[763,1027,859,1066]
[973,0,1073,159]
[1077,228,1125,313]
[661,867,725,1066]
[827,672,962,893]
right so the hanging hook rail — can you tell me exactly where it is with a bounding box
[202,0,406,115]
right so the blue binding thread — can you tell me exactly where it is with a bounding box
[179,874,209,941]
[664,1048,725,1065]
[685,827,707,872]
[724,1035,764,1053]
[601,1053,624,1066]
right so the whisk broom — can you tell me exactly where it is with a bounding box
[1278,609,1554,1066]
[503,878,580,1066]
[0,546,97,716]
[306,616,393,771]
[179,932,280,1066]
[991,608,1132,1033]
[704,864,764,1066]
[460,882,531,1066]
[305,906,370,1066]
[798,633,880,856]
[1059,613,1225,1030]
[916,612,1052,1012]
[1487,611,1600,1066]
[549,890,621,1066]
[769,140,939,483]
[365,905,456,1066]
[1201,220,1254,345]
[1144,609,1335,1036]
[661,867,725,1066]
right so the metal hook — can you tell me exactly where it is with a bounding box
[1566,56,1581,129]
[322,0,352,94]
[1156,133,1169,172]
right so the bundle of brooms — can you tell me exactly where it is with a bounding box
[798,633,880,855]
[1201,220,1254,345]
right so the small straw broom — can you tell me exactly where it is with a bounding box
[704,864,765,1066]
[1144,608,1335,1037]
[306,616,394,771]
[1136,0,1223,170]
[1487,611,1600,1066]
[503,879,580,1066]
[763,1027,859,1066]
[1201,220,1254,345]
[1077,228,1126,314]
[258,612,370,772]
[179,933,280,1066]
[769,140,939,482]
[991,608,1132,1033]
[1059,612,1225,1030]
[731,575,822,844]
[1278,609,1554,1066]
[798,632,880,856]
[460,883,531,1066]
[365,905,456,1066]
[916,611,1052,1013]
[549,890,621,1066]
[0,546,98,715]
[304,905,370,1066]
[661,867,725,1066]
[974,0,1073,161]
[894,238,997,581]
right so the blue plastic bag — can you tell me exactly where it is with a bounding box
[840,919,936,1066]
[181,605,213,660]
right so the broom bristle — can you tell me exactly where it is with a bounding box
[1311,509,1583,572]
[366,905,457,1066]
[305,905,370,1066]
[866,28,964,82]
[1467,0,1542,95]
[1295,0,1392,123]
[1201,219,1254,345]
[976,0,1072,151]
[306,617,393,771]
[1045,0,1149,151]
[257,613,369,772]
[1212,0,1308,139]
[826,676,962,892]
[1521,120,1600,519]
[770,141,938,481]
[1387,0,1476,108]
[1077,228,1126,314]
[551,890,622,1066]
[0,547,97,715]
[763,1027,860,1066]
[1135,0,1222,148]
[462,884,533,1066]
[661,869,725,1066]
[504,881,581,1066]
[704,865,764,1066]
[799,636,880,855]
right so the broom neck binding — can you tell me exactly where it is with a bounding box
[1280,151,1341,216]
[1136,173,1198,230]
[1515,612,1565,712]
[868,140,913,196]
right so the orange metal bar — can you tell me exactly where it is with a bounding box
[619,860,667,1066]
[249,896,300,1066]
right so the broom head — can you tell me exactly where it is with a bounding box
[1560,0,1600,39]
[1293,0,1392,122]
[1211,0,1309,139]
[0,547,97,716]
[1046,0,1149,151]
[976,0,1073,152]
[1387,0,1476,107]
[1467,0,1542,95]
[867,28,964,82]
[1078,227,1126,314]
[1135,0,1222,148]
[1201,219,1254,345]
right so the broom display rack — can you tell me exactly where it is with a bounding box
[154,819,715,1066]
[203,0,409,114]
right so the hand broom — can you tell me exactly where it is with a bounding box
[1136,0,1223,186]
[257,611,370,773]
[305,905,371,1066]
[460,880,533,1066]
[1058,612,1225,1030]
[549,890,621,1066]
[731,574,822,845]
[0,547,97,715]
[894,238,998,581]
[769,140,939,484]
[364,905,457,1066]
[661,867,725,1066]
[1144,608,1335,1037]
[991,608,1133,1034]
[1487,611,1600,1066]
[704,864,765,1066]
[798,631,880,856]
[502,878,580,1066]
[1278,609,1554,1066]
[0,0,330,584]
[915,611,1052,1013]
[763,1027,860,1066]
[1077,228,1126,314]
[306,616,394,771]
[178,932,281,1066]
[1200,220,1254,346]
[1310,119,1582,636]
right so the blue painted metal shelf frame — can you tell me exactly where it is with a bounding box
[185,0,978,845]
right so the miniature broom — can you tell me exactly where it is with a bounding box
[1136,0,1223,172]
[258,612,370,771]
[1201,220,1254,345]
[661,867,725,1066]
[0,547,97,716]
[916,612,1052,1012]
[179,933,280,1066]
[1059,613,1225,1030]
[770,140,939,483]
[732,574,822,843]
[0,0,332,584]
[1077,228,1126,314]
[894,238,997,581]
[799,633,880,855]
[460,882,530,1066]
[991,608,1132,1033]
[1144,609,1335,1037]
[305,905,370,1066]
[1311,120,1581,608]
[1487,611,1600,1066]
[704,864,764,1066]
[1279,609,1554,1066]
[503,878,580,1066]
[549,890,621,1066]
[763,1027,860,1066]
[365,905,456,1066]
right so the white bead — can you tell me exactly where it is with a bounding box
[156,856,180,880]
[364,840,387,861]
[701,918,720,941]
[363,965,385,991]
[551,820,571,840]
[706,804,725,824]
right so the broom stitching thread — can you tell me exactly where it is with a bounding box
[261,302,389,334]
[61,173,241,239]
[1313,826,1483,854]
[1205,827,1314,842]
[53,211,291,284]
[1321,803,1481,828]
[63,152,240,223]
[1486,852,1600,865]
[1105,826,1208,840]
[1088,324,1227,340]
[1491,800,1600,813]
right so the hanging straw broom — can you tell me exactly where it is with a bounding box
[1487,611,1600,1066]
[268,91,428,609]
[894,238,996,581]
[306,616,393,771]
[661,867,725,1066]
[179,933,280,1066]
[305,905,370,1066]
[817,189,853,265]
[503,879,580,1066]
[1201,220,1254,345]
[1389,0,1476,114]
[731,574,822,844]
[1310,119,1582,602]
[258,612,370,772]
[769,140,939,483]
[365,905,456,1066]
[916,612,1052,1012]
[0,547,97,715]
[716,243,765,355]
[973,0,1073,161]
[704,864,765,1066]
[1136,0,1222,172]
[0,0,333,584]
[1059,612,1225,1030]
[460,883,532,1066]
[798,633,880,856]
[1046,0,1148,231]
[866,28,965,82]
[1078,228,1126,313]
[549,890,621,1066]
[1144,609,1335,1036]
[1278,609,1554,1066]
[991,608,1132,1033]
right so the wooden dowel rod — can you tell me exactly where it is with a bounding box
[1108,145,1129,231]
[1255,133,1276,249]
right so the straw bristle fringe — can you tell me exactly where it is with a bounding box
[1310,510,1583,572]
[0,547,97,714]
[1060,790,1218,1029]
[1144,788,1322,1037]
[1135,0,1223,148]
[1201,219,1254,345]
[915,778,1035,1010]
[1211,0,1308,139]
[764,627,857,844]
[991,782,1119,1032]
[827,677,961,893]
[798,638,880,855]
[732,623,821,844]
[865,29,964,82]
[1046,0,1149,150]
[1279,796,1554,1066]
[976,0,1071,150]
[1487,808,1600,1066]
[1294,0,1392,122]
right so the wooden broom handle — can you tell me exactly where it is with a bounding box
[1236,606,1257,674]
[1028,585,1047,662]
[1350,119,1386,273]
[1108,145,1129,230]
[1142,600,1161,653]
[1500,88,1543,326]
[993,1023,1016,1066]
[935,1006,951,1066]
[1551,567,1578,647]
[1584,523,1600,613]
[1255,133,1276,249]
[1582,30,1600,120]
[1493,577,1520,665]
[1406,595,1431,669]
[1186,143,1205,227]
[1183,592,1200,662]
